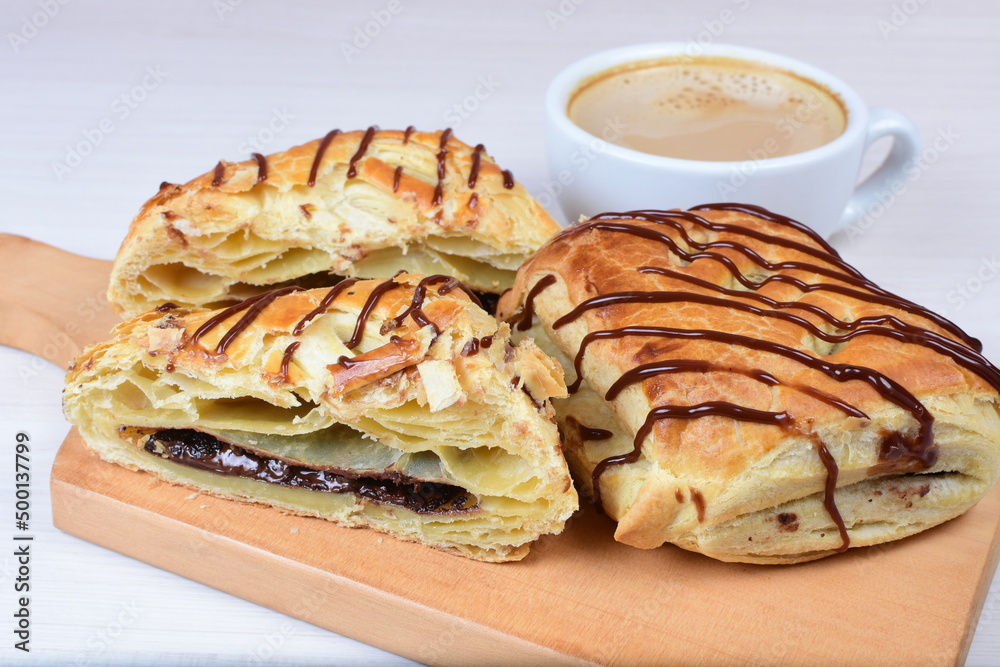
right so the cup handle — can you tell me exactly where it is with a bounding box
[839,107,921,229]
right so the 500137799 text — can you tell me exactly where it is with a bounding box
[13,431,31,653]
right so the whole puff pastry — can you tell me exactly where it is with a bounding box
[498,204,1000,564]
[108,127,560,317]
[65,273,577,562]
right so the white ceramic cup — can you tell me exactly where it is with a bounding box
[544,43,921,238]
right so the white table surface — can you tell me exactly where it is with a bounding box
[2,0,999,664]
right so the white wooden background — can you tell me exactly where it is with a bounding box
[1,0,998,664]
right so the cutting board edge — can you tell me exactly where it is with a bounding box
[49,448,593,667]
[957,503,1000,666]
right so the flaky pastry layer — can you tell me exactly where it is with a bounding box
[67,273,576,562]
[108,128,561,317]
[499,204,1000,564]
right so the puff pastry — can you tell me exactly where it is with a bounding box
[498,204,1000,564]
[108,127,560,318]
[65,273,576,561]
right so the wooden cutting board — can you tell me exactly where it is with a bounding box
[5,233,1000,666]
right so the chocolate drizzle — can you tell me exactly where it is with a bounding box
[462,338,480,356]
[506,206,992,552]
[460,334,496,357]
[211,161,225,187]
[814,437,849,551]
[589,402,793,509]
[691,202,840,257]
[635,265,987,363]
[468,143,485,188]
[566,416,613,441]
[604,359,868,419]
[558,214,978,350]
[437,277,482,306]
[566,325,936,481]
[143,429,474,514]
[191,286,303,355]
[432,130,452,207]
[600,209,867,280]
[347,125,378,179]
[308,129,341,186]
[183,273,483,401]
[690,488,706,522]
[565,220,855,304]
[512,275,556,331]
[606,360,774,399]
[380,275,451,335]
[378,274,482,337]
[581,425,613,440]
[433,151,447,206]
[335,354,362,369]
[277,341,300,383]
[252,152,268,183]
[347,280,405,349]
[202,129,523,230]
[556,288,1000,391]
[292,278,359,336]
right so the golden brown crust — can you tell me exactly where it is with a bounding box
[109,128,561,317]
[499,205,1000,563]
[66,274,576,562]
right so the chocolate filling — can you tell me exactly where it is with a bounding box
[474,291,501,316]
[141,428,476,514]
[223,273,502,316]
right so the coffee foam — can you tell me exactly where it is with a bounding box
[568,57,847,162]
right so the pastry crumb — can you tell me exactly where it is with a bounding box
[377,537,383,544]
[200,504,209,509]
[290,528,299,534]
[184,493,198,500]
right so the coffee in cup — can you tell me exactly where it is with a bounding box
[545,43,921,238]
[567,56,847,162]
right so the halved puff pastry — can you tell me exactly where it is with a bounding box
[66,273,576,561]
[498,204,1000,564]
[108,127,560,317]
